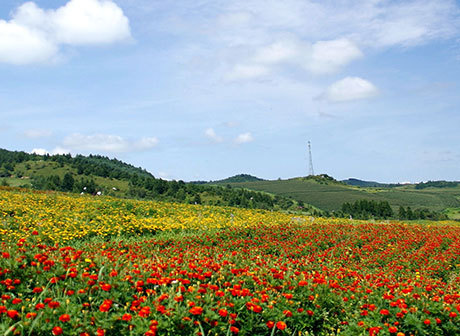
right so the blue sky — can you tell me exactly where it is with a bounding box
[1,0,460,182]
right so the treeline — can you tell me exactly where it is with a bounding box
[127,176,292,210]
[396,206,447,220]
[415,181,458,189]
[339,199,447,220]
[0,149,151,180]
[31,173,100,194]
[341,200,393,219]
[0,149,308,212]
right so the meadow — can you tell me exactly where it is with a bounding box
[217,177,460,213]
[0,187,459,335]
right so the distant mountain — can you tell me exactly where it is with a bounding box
[341,178,400,188]
[210,174,265,184]
[216,175,460,217]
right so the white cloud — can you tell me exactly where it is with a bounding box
[62,133,158,153]
[0,20,58,64]
[51,0,131,45]
[51,146,71,155]
[234,132,254,144]
[322,77,378,102]
[23,129,52,138]
[31,148,48,155]
[216,0,459,48]
[225,64,270,81]
[308,38,363,74]
[31,146,70,155]
[204,128,223,143]
[183,0,459,84]
[225,37,362,80]
[252,40,301,65]
[0,0,131,65]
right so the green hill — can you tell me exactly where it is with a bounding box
[211,174,265,184]
[0,148,314,214]
[211,174,460,217]
[341,178,400,188]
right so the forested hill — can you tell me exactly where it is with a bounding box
[0,148,315,214]
[191,174,265,184]
[0,149,153,180]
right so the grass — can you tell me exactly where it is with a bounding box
[6,160,130,194]
[444,207,460,220]
[218,177,460,213]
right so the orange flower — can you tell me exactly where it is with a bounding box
[189,306,204,315]
[276,321,287,330]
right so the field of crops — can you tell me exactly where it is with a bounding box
[1,187,459,335]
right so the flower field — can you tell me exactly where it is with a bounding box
[0,187,304,243]
[1,188,459,335]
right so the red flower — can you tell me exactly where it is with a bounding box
[99,300,112,312]
[252,305,262,313]
[138,306,151,317]
[189,306,204,315]
[35,303,45,310]
[276,321,287,330]
[52,327,63,335]
[218,309,228,317]
[283,310,292,317]
[48,301,60,309]
[122,313,132,321]
[7,310,19,319]
[388,326,397,333]
[230,326,239,334]
[423,319,431,325]
[380,309,389,316]
[100,283,112,291]
[59,314,70,322]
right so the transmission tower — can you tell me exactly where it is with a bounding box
[308,141,315,176]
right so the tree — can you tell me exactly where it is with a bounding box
[406,207,414,220]
[193,193,202,204]
[398,206,406,219]
[62,173,75,192]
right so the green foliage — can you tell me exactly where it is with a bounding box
[0,148,309,213]
[208,174,265,184]
[219,176,460,217]
[415,180,459,189]
[341,199,393,219]
[342,178,401,188]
